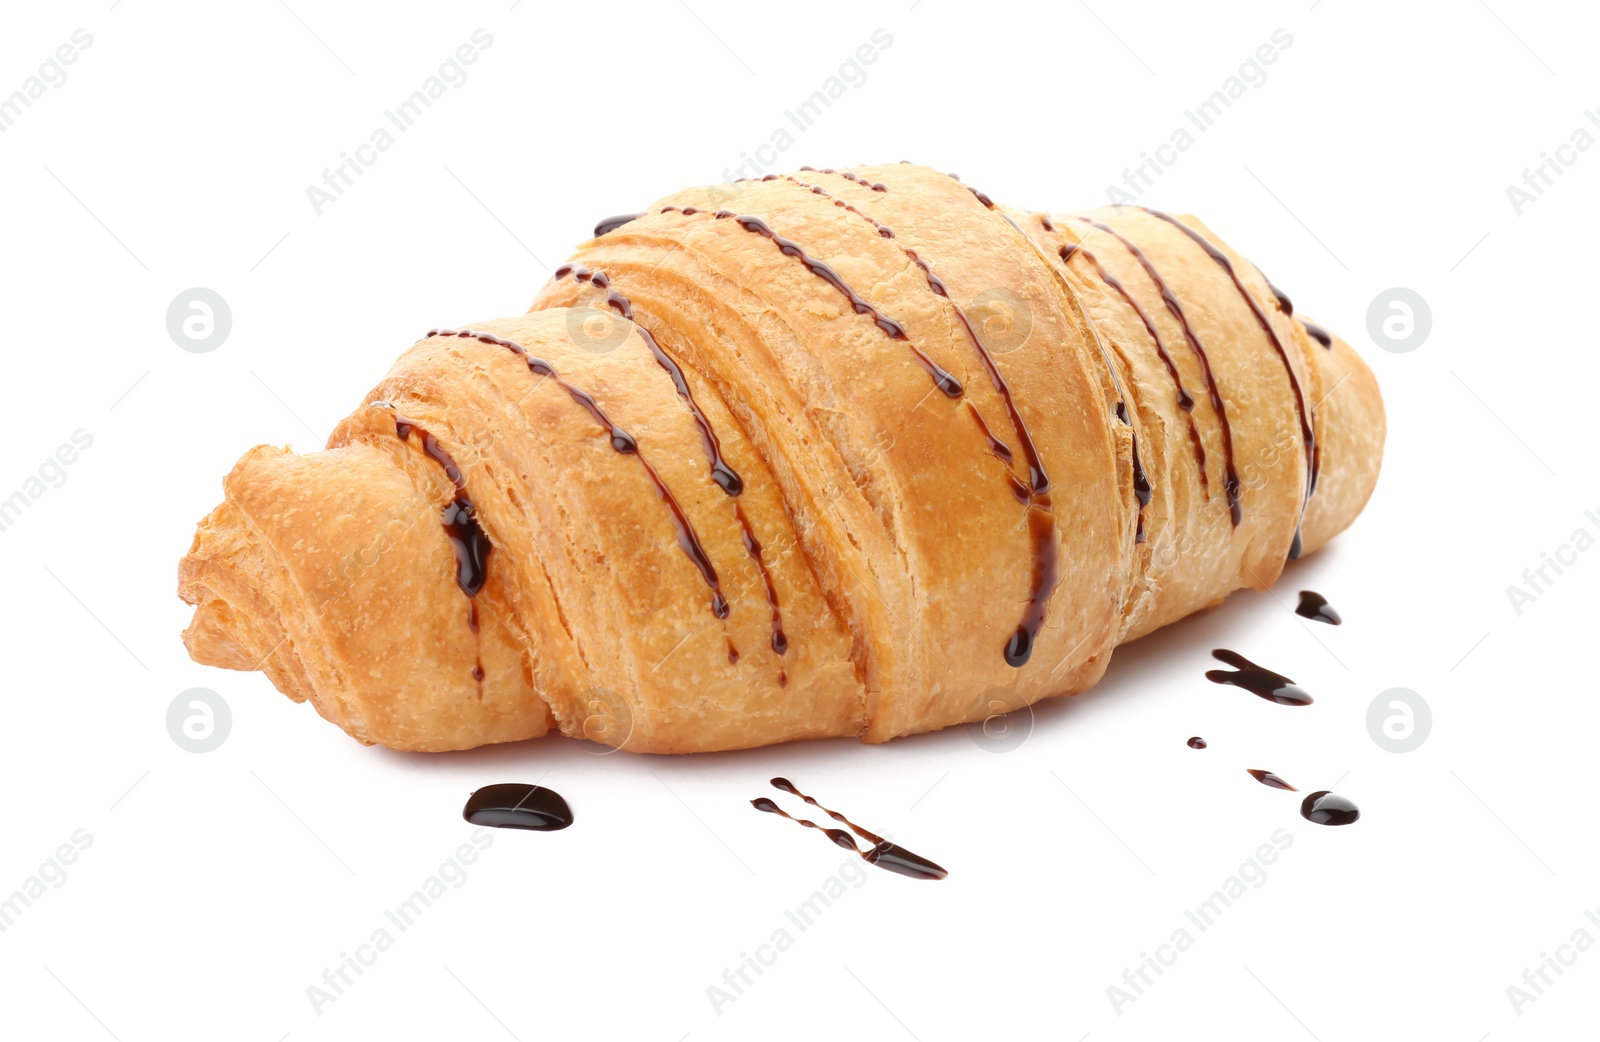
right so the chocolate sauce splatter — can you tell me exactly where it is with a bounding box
[1188,736,1207,749]
[392,414,492,599]
[1247,769,1298,791]
[1295,590,1341,625]
[754,778,947,880]
[1300,791,1359,826]
[1205,650,1314,706]
[462,783,573,831]
[593,213,644,237]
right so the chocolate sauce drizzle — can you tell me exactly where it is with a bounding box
[556,266,745,495]
[1300,790,1359,826]
[1267,281,1294,316]
[796,166,888,192]
[462,783,573,831]
[390,410,492,687]
[1247,769,1297,791]
[593,213,644,237]
[1301,320,1333,350]
[1058,233,1209,495]
[423,328,730,620]
[790,173,1061,661]
[753,778,947,880]
[1136,208,1319,554]
[552,269,793,671]
[724,212,964,398]
[1074,216,1241,526]
[1205,650,1314,706]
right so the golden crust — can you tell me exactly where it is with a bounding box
[177,165,1385,753]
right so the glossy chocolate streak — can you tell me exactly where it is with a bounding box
[593,213,644,237]
[1075,216,1242,526]
[463,783,573,831]
[1295,590,1341,625]
[1137,208,1319,547]
[393,414,492,599]
[1247,769,1298,791]
[806,174,1060,660]
[965,401,1027,502]
[554,268,746,495]
[423,329,729,619]
[1301,320,1333,350]
[991,210,1151,547]
[1267,281,1294,316]
[784,176,895,238]
[734,503,787,655]
[1205,649,1314,706]
[722,213,965,399]
[759,778,947,880]
[1059,237,1209,493]
[798,166,889,192]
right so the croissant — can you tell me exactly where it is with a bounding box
[178,163,1384,754]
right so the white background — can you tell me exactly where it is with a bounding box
[1,1,1596,1039]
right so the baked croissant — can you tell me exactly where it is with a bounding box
[178,163,1384,753]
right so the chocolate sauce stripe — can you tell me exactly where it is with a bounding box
[1057,234,1210,496]
[985,206,1153,547]
[1073,215,1242,527]
[1134,207,1319,555]
[788,173,1061,664]
[420,328,731,621]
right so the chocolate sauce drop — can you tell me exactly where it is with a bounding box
[1247,769,1298,791]
[1205,650,1314,706]
[1301,320,1333,349]
[1300,791,1359,826]
[1267,281,1294,315]
[1188,736,1207,749]
[755,779,947,880]
[462,783,573,831]
[593,213,644,237]
[1295,590,1341,625]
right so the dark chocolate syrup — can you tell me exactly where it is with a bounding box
[558,271,745,495]
[1300,790,1359,826]
[1267,281,1293,316]
[776,175,1061,662]
[1205,650,1313,706]
[755,778,947,880]
[1301,320,1333,350]
[721,212,963,398]
[784,175,894,237]
[1188,736,1207,749]
[593,213,644,237]
[1295,590,1341,625]
[1137,208,1319,551]
[1247,769,1298,791]
[1074,216,1240,525]
[422,329,729,620]
[462,783,573,831]
[1059,234,1208,494]
[735,503,788,655]
[393,415,493,599]
[983,208,1153,550]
